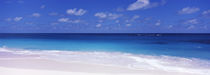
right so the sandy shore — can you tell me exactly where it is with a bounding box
[0,58,200,75]
[0,47,208,75]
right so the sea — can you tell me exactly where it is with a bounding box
[0,33,210,74]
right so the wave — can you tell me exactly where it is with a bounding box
[0,47,210,75]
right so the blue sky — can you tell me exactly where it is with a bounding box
[0,0,210,33]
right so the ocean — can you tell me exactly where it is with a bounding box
[0,33,210,74]
[0,33,210,59]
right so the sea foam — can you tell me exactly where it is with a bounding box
[0,47,210,75]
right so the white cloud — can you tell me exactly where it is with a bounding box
[125,15,140,22]
[126,23,131,26]
[184,19,198,24]
[131,15,140,20]
[202,10,210,15]
[96,24,102,27]
[178,7,200,14]
[41,5,45,9]
[202,25,208,29]
[108,13,122,19]
[98,20,103,23]
[202,10,210,17]
[94,12,122,20]
[127,0,150,11]
[155,20,161,26]
[32,13,41,17]
[49,12,58,16]
[69,20,81,23]
[133,15,140,19]
[58,18,81,23]
[14,17,23,22]
[187,25,195,29]
[145,0,166,9]
[94,12,107,18]
[51,22,59,25]
[66,8,87,16]
[127,0,166,11]
[58,18,69,22]
[168,25,173,29]
[125,19,129,23]
[115,20,120,23]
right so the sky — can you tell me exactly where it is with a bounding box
[0,0,210,33]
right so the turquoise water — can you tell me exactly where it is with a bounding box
[0,33,210,59]
[1,33,210,74]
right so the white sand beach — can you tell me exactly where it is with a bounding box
[0,58,202,75]
[0,47,209,75]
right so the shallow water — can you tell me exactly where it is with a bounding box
[0,33,210,59]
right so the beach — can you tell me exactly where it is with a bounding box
[0,47,210,75]
[0,57,201,75]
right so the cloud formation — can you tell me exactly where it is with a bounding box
[187,25,195,29]
[58,18,69,22]
[178,7,200,14]
[69,20,81,23]
[126,23,131,26]
[168,25,173,29]
[58,18,81,23]
[184,19,198,24]
[32,13,41,17]
[94,12,122,20]
[96,24,102,27]
[94,12,107,18]
[131,15,140,21]
[40,5,45,9]
[127,0,150,11]
[127,0,166,11]
[155,20,161,26]
[202,10,210,17]
[66,8,87,16]
[108,13,122,19]
[14,17,23,22]
[49,12,58,16]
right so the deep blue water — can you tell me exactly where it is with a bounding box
[0,33,210,60]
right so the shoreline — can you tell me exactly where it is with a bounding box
[0,47,210,75]
[0,58,198,75]
[0,58,141,74]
